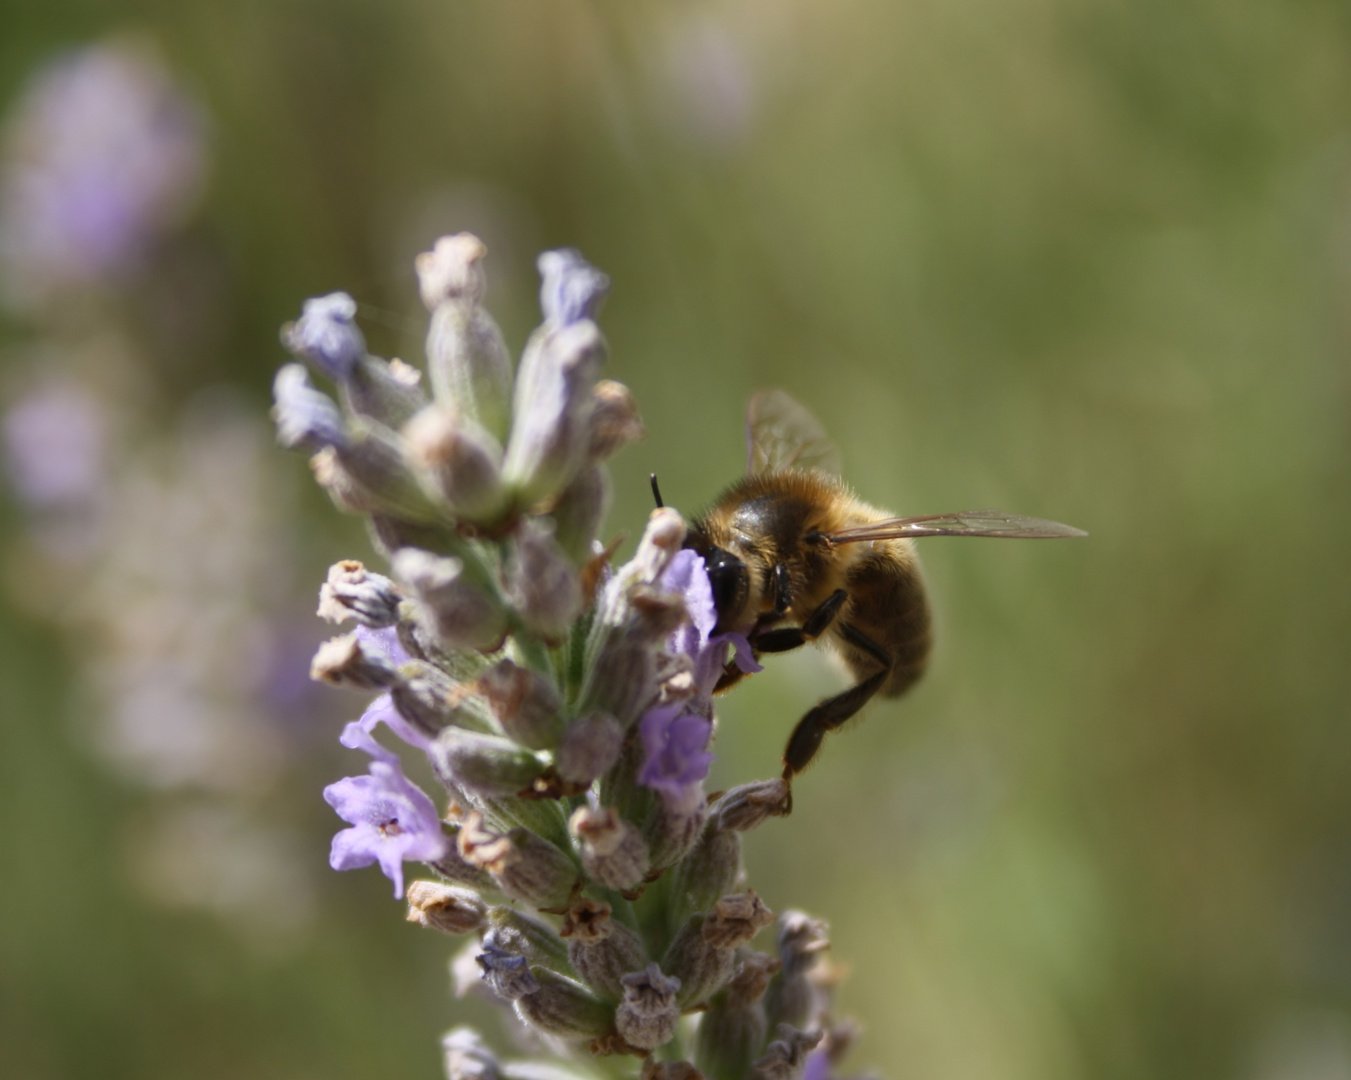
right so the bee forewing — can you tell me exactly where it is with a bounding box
[746,388,843,477]
[827,510,1089,542]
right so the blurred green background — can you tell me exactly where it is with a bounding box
[2,1,1349,1078]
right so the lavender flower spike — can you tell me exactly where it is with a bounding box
[324,758,449,897]
[281,292,366,381]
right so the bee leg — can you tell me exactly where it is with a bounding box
[781,622,890,781]
[753,589,848,654]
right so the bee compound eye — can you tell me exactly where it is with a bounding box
[704,546,749,626]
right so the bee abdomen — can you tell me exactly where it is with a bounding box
[842,546,932,699]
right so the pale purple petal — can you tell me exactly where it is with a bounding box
[802,1049,832,1080]
[354,691,430,752]
[661,548,716,649]
[638,703,713,805]
[354,624,410,665]
[338,718,396,762]
[323,760,447,897]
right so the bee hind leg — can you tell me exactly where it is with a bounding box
[781,622,891,781]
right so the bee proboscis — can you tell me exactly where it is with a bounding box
[681,389,1086,796]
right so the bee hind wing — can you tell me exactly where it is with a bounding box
[746,388,843,476]
[827,510,1088,542]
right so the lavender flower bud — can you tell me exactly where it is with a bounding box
[670,826,741,919]
[507,521,583,641]
[477,941,541,1001]
[501,319,605,506]
[538,248,609,326]
[406,880,487,934]
[598,507,687,623]
[569,806,650,892]
[615,963,682,1051]
[402,404,507,524]
[587,380,643,461]
[485,907,571,971]
[281,292,365,380]
[418,234,513,439]
[694,952,780,1080]
[750,1025,823,1080]
[310,420,435,522]
[663,914,736,1010]
[392,548,508,652]
[309,632,397,689]
[429,835,495,892]
[713,779,792,832]
[458,812,577,909]
[392,660,485,740]
[317,559,401,627]
[646,791,708,874]
[555,712,623,787]
[513,967,612,1039]
[703,890,775,950]
[765,913,830,1033]
[430,728,547,798]
[272,364,345,450]
[441,1028,501,1080]
[477,659,564,750]
[550,465,610,563]
[342,355,427,430]
[560,898,646,1001]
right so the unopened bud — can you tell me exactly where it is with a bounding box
[599,508,686,622]
[750,1025,822,1080]
[588,380,643,461]
[704,891,776,950]
[392,548,508,652]
[441,1027,500,1080]
[695,952,779,1080]
[391,660,485,740]
[615,963,682,1051]
[402,404,507,524]
[551,465,611,563]
[513,967,612,1039]
[569,805,650,892]
[418,235,513,439]
[317,560,401,626]
[646,787,708,871]
[714,779,791,832]
[477,659,564,750]
[310,420,434,522]
[405,880,486,934]
[476,941,540,1001]
[501,319,605,506]
[430,727,547,798]
[765,912,830,1033]
[282,292,365,380]
[670,826,741,919]
[272,364,345,451]
[309,632,397,689]
[485,907,570,971]
[560,899,647,1001]
[340,355,427,431]
[457,812,577,909]
[663,914,736,1009]
[538,248,609,327]
[507,521,583,641]
[556,712,623,787]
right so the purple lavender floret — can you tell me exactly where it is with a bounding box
[353,623,410,665]
[282,292,366,380]
[537,248,609,326]
[324,758,448,897]
[340,692,431,754]
[0,41,206,309]
[638,550,761,808]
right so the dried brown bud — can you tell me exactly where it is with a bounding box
[703,890,776,950]
[405,880,487,935]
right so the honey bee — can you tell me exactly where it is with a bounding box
[680,389,1086,792]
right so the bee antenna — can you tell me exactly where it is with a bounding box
[650,473,665,509]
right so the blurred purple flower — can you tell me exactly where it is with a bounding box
[281,292,365,380]
[638,703,714,807]
[324,758,448,897]
[537,248,608,326]
[0,39,207,310]
[2,378,107,508]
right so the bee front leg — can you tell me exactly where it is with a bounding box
[753,588,848,654]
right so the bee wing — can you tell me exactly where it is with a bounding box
[827,510,1088,543]
[746,388,843,476]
